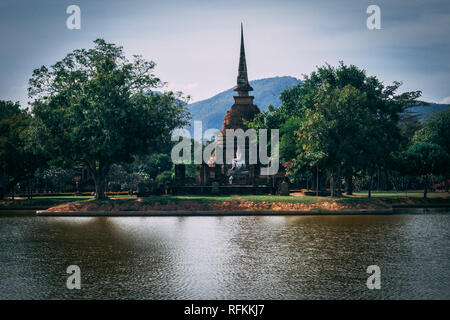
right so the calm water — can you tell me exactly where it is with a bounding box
[0,210,449,299]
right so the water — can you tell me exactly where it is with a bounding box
[0,211,449,299]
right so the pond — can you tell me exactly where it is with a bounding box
[0,211,449,299]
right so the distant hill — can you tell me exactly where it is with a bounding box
[186,76,449,133]
[187,76,300,131]
[408,102,450,121]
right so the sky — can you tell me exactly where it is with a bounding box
[0,0,449,107]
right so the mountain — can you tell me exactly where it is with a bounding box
[408,102,450,121]
[186,76,449,133]
[187,76,300,132]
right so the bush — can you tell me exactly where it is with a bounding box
[155,171,173,187]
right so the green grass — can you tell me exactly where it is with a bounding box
[136,195,238,205]
[29,196,93,200]
[0,194,134,209]
[352,191,447,198]
[136,195,327,204]
[138,194,382,205]
[1,191,449,210]
[31,195,134,199]
[0,197,88,210]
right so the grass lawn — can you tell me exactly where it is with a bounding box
[1,191,449,211]
[139,195,324,204]
[135,192,449,206]
[352,191,448,199]
[0,194,134,209]
[24,196,93,200]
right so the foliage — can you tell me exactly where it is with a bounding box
[35,167,76,192]
[129,153,173,179]
[410,109,450,192]
[155,170,173,187]
[406,142,449,197]
[407,142,448,176]
[28,39,190,199]
[249,62,422,196]
[107,164,151,191]
[0,100,44,197]
[412,109,450,156]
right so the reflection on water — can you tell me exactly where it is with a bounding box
[0,212,449,299]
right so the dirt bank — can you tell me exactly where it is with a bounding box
[40,197,394,213]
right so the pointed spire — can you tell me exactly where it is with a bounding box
[234,23,253,95]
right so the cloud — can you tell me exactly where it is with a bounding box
[440,96,450,104]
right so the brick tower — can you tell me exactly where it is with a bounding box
[221,23,260,134]
[217,23,260,184]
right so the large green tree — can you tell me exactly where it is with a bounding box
[29,39,190,199]
[406,142,449,198]
[250,62,421,197]
[0,101,43,198]
[411,109,450,191]
[296,84,374,196]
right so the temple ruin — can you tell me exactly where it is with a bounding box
[174,24,285,195]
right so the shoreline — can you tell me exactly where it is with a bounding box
[37,208,395,216]
[1,194,449,216]
[35,206,450,217]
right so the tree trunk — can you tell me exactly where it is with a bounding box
[402,176,406,198]
[315,166,319,196]
[311,171,315,192]
[94,174,108,200]
[368,175,373,199]
[27,180,33,200]
[445,177,449,193]
[5,179,18,200]
[346,173,353,195]
[86,160,110,200]
[5,180,17,200]
[405,177,409,199]
[376,168,380,191]
[330,169,335,197]
[423,175,428,199]
[336,166,342,197]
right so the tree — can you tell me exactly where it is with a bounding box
[412,109,450,192]
[130,153,173,179]
[37,167,75,193]
[29,39,190,199]
[296,84,373,196]
[398,112,421,142]
[0,100,43,198]
[249,62,421,197]
[106,153,174,192]
[406,142,449,198]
